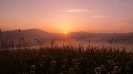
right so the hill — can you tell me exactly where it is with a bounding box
[1,29,133,42]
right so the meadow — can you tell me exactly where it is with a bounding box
[0,30,133,74]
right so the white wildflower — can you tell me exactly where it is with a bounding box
[69,68,74,72]
[40,64,44,68]
[95,67,101,74]
[30,65,36,70]
[62,65,65,68]
[79,57,84,61]
[108,60,114,65]
[63,59,67,62]
[113,66,120,73]
[51,61,56,65]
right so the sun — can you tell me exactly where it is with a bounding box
[64,31,67,34]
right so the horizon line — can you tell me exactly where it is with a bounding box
[1,28,133,34]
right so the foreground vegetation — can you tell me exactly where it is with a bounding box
[0,45,133,74]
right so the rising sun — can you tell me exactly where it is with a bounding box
[64,31,67,34]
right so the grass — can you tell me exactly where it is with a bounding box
[0,45,133,74]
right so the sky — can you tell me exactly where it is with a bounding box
[0,0,133,33]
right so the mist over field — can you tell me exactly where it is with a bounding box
[1,29,133,51]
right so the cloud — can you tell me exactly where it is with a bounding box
[66,9,89,13]
[90,15,107,18]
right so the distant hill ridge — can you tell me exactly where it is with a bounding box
[0,29,133,41]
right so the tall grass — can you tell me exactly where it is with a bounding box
[0,45,133,74]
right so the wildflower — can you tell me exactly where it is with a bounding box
[49,56,53,59]
[113,66,120,71]
[63,59,67,62]
[108,60,114,65]
[51,61,56,65]
[79,57,84,61]
[74,63,78,65]
[30,65,36,70]
[62,65,65,68]
[72,59,77,63]
[74,64,78,68]
[125,65,130,71]
[40,64,44,68]
[112,66,121,74]
[95,67,101,74]
[69,68,74,72]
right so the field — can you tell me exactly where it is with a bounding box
[0,41,133,74]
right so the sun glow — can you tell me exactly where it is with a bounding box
[64,31,67,34]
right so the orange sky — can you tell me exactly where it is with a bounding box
[0,0,133,33]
